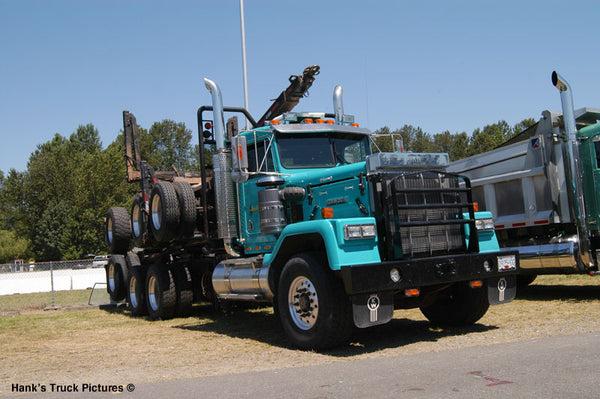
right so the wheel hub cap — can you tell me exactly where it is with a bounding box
[288,276,319,330]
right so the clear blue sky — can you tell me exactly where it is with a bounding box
[1,0,599,173]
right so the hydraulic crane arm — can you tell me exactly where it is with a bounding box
[256,65,320,126]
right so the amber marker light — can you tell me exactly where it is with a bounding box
[469,280,483,288]
[404,288,420,297]
[270,119,280,125]
[321,207,334,219]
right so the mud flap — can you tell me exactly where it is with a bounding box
[351,291,394,328]
[487,275,516,305]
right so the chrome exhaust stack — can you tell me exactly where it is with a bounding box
[204,78,239,255]
[552,71,592,270]
[333,85,344,123]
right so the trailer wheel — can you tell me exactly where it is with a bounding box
[420,282,489,326]
[105,207,131,254]
[173,181,197,239]
[172,265,194,317]
[131,193,148,247]
[146,263,177,320]
[128,265,148,316]
[277,252,352,349]
[149,182,180,243]
[105,255,128,302]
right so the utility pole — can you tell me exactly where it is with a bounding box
[240,0,250,130]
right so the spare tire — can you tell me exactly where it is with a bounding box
[105,207,131,254]
[131,193,149,247]
[173,181,197,239]
[149,181,180,243]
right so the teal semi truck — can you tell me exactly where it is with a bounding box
[104,67,519,349]
[448,71,600,286]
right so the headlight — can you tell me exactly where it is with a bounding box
[475,218,495,231]
[344,224,377,240]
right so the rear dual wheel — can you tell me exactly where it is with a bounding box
[106,255,128,302]
[145,264,195,318]
[126,253,147,316]
[146,264,177,320]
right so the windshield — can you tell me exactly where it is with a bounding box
[276,132,370,169]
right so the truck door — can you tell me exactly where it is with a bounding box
[238,136,278,253]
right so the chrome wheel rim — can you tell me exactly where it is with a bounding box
[148,275,159,311]
[151,194,162,231]
[108,264,116,292]
[132,204,142,238]
[288,276,318,330]
[107,218,113,243]
[129,275,138,308]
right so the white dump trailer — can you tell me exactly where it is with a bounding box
[448,72,600,284]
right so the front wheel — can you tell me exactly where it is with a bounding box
[420,282,489,326]
[277,252,352,350]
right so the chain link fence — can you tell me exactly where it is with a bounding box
[0,259,110,310]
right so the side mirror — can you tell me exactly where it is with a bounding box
[231,135,249,183]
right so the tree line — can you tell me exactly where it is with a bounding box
[0,117,536,263]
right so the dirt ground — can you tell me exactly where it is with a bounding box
[1,275,600,396]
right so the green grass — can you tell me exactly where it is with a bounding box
[0,289,93,312]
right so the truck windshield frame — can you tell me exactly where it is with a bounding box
[276,132,370,169]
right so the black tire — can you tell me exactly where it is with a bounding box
[131,193,148,248]
[146,263,177,320]
[173,181,197,239]
[149,182,180,243]
[277,252,353,349]
[105,207,131,254]
[128,265,148,316]
[172,265,194,317]
[420,282,489,326]
[105,255,128,302]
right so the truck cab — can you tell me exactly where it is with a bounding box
[104,68,519,350]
